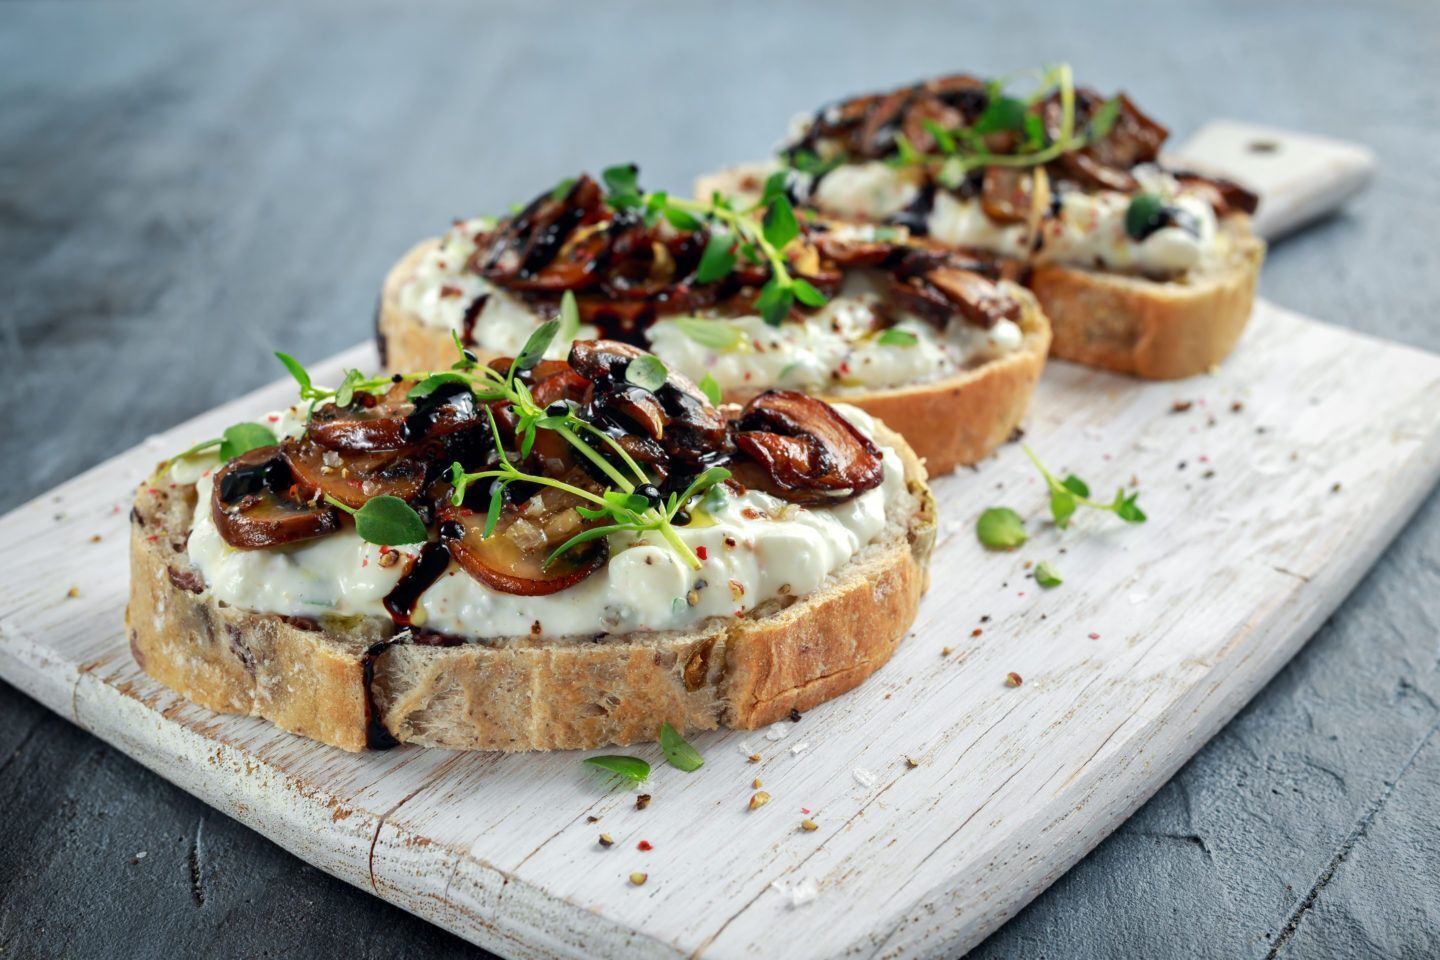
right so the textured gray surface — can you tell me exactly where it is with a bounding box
[2,1,1438,957]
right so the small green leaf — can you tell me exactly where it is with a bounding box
[549,177,577,202]
[1124,193,1164,240]
[790,278,827,308]
[352,495,427,546]
[699,372,723,406]
[672,466,731,512]
[334,369,364,408]
[407,373,469,400]
[625,354,668,392]
[936,155,967,190]
[601,164,641,208]
[761,195,799,250]
[584,755,651,786]
[1087,98,1121,140]
[557,290,581,345]
[514,319,560,373]
[695,231,738,284]
[760,170,789,205]
[921,118,957,155]
[1035,560,1063,588]
[1050,488,1078,529]
[877,328,919,347]
[892,132,922,165]
[484,482,505,538]
[1023,113,1047,149]
[1061,475,1090,498]
[974,95,1028,134]
[1114,490,1147,524]
[977,507,1027,550]
[755,276,794,327]
[219,423,277,462]
[664,206,703,231]
[658,722,704,773]
[673,316,743,351]
[274,352,313,395]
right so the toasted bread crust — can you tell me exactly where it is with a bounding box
[696,164,1264,380]
[379,240,1049,473]
[1031,216,1264,379]
[125,425,934,752]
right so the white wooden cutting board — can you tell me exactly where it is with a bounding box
[2,300,1438,959]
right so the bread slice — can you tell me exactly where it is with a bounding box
[1029,215,1264,379]
[696,163,1264,381]
[125,422,935,753]
[378,239,1050,475]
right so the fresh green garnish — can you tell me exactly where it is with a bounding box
[325,495,427,546]
[1034,560,1063,588]
[598,163,825,327]
[1024,445,1146,528]
[976,507,1027,550]
[556,289,582,345]
[673,316,744,351]
[584,755,651,786]
[219,423,277,461]
[876,328,919,347]
[699,372,723,406]
[1124,192,1165,240]
[625,354,669,392]
[658,723,704,773]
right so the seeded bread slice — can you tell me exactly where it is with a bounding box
[125,423,935,753]
[695,163,1263,381]
[378,240,1049,475]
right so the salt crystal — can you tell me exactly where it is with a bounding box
[765,722,791,742]
[852,767,877,788]
[737,740,755,755]
[790,741,809,756]
[791,879,819,906]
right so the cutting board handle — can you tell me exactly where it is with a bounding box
[1166,119,1376,241]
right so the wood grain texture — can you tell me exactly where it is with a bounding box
[4,3,1440,958]
[2,302,1437,959]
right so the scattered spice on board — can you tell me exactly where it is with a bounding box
[635,794,651,810]
[748,753,762,763]
[66,586,80,599]
[1088,632,1101,640]
[801,819,819,832]
[637,840,653,851]
[971,628,983,637]
[904,757,920,769]
[752,778,763,789]
[749,791,772,811]
[598,834,614,848]
[629,872,648,886]
[1171,400,1193,413]
[1005,671,1023,687]
[586,815,600,823]
[789,708,803,722]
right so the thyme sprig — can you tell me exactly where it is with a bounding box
[601,164,826,326]
[1023,445,1146,528]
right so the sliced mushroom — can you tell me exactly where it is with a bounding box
[1172,170,1260,217]
[478,175,606,285]
[308,380,478,452]
[889,266,1019,328]
[281,437,428,510]
[734,391,883,504]
[567,339,649,381]
[211,447,341,549]
[981,167,1046,226]
[443,488,607,596]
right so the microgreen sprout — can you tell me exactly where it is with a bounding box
[601,163,825,326]
[1023,445,1146,528]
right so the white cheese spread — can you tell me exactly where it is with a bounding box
[179,406,907,640]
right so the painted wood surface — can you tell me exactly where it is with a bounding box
[1,301,1438,960]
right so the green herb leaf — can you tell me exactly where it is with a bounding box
[1113,489,1147,523]
[977,507,1027,550]
[484,481,505,538]
[557,290,581,345]
[673,316,743,351]
[755,276,794,327]
[1124,193,1164,240]
[672,466,731,514]
[407,373,469,400]
[1050,488,1078,528]
[334,369,364,408]
[877,328,919,347]
[601,164,641,208]
[219,423,277,462]
[695,231,738,284]
[790,278,827,308]
[1087,98,1121,139]
[351,495,427,546]
[760,170,789,206]
[275,352,313,395]
[658,722,704,772]
[664,206,703,231]
[625,354,669,392]
[761,195,799,250]
[699,372,723,406]
[1035,560,1063,588]
[584,755,651,786]
[514,319,560,373]
[1061,475,1090,498]
[921,119,958,155]
[974,95,1028,134]
[549,177,577,202]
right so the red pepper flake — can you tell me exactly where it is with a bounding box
[696,546,708,561]
[1005,671,1023,687]
[1088,632,1100,640]
[439,284,464,298]
[146,488,160,495]
[267,414,279,423]
[145,534,159,542]
[637,840,653,851]
[971,628,982,637]
[801,807,810,814]
[743,371,752,381]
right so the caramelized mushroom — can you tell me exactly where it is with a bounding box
[281,437,428,510]
[733,391,884,503]
[211,447,341,549]
[478,175,606,286]
[443,489,607,596]
[308,380,479,452]
[890,267,1020,328]
[980,167,1047,226]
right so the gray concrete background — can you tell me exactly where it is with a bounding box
[2,1,1438,957]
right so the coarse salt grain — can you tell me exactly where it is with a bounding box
[790,741,809,756]
[765,723,792,742]
[852,767,877,788]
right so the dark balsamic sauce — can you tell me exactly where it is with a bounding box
[361,638,401,749]
[888,183,937,236]
[460,293,489,346]
[382,541,453,626]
